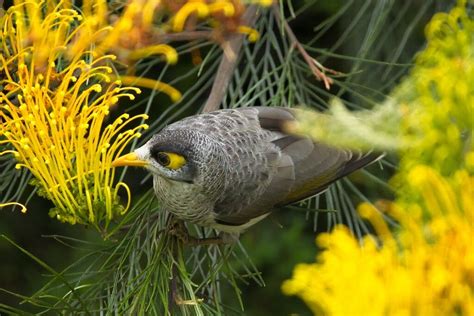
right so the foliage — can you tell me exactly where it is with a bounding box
[283,1,474,315]
[0,0,457,315]
[0,191,264,314]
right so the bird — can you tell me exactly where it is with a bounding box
[112,106,381,237]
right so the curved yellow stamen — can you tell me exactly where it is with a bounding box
[208,3,235,17]
[116,182,132,215]
[117,75,182,102]
[128,44,178,64]
[142,0,162,27]
[173,2,210,32]
[0,150,20,157]
[237,26,260,42]
[0,202,27,213]
[104,185,112,220]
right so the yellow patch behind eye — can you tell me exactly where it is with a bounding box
[165,152,186,170]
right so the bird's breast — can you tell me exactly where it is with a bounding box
[153,176,215,224]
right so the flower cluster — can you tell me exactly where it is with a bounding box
[58,0,182,100]
[283,170,473,315]
[0,0,271,230]
[282,1,474,314]
[393,0,474,188]
[0,1,151,230]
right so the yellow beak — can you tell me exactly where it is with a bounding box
[111,152,148,168]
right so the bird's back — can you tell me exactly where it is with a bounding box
[157,107,381,231]
[172,107,381,229]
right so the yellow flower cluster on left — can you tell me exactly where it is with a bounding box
[0,1,151,231]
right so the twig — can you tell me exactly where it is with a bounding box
[272,4,335,90]
[167,215,183,312]
[169,262,179,312]
[202,5,259,113]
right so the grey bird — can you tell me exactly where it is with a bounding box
[112,107,381,235]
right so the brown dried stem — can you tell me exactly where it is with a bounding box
[202,5,259,113]
[152,30,213,42]
[272,4,336,90]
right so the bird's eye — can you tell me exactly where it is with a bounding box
[154,152,186,170]
[155,152,170,166]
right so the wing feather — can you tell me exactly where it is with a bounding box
[215,107,382,226]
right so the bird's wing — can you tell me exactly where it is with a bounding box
[211,107,295,226]
[216,107,382,225]
[275,139,381,205]
[246,107,383,206]
[213,148,296,226]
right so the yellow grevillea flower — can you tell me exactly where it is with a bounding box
[282,168,474,316]
[54,0,179,102]
[79,0,175,58]
[0,1,151,230]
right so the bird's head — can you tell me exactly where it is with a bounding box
[112,129,222,185]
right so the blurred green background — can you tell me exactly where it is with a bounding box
[0,1,454,314]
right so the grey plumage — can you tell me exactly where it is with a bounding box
[131,107,381,233]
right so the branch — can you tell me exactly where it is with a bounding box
[272,4,336,90]
[202,5,259,113]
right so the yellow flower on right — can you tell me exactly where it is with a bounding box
[283,168,473,315]
[283,1,474,315]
